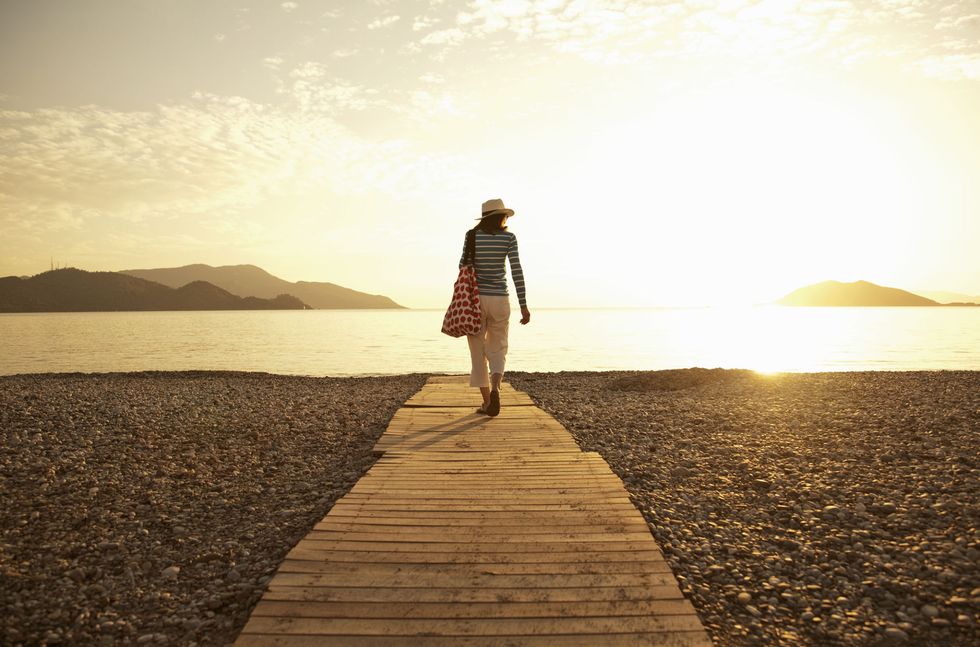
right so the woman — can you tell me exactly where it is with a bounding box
[460,198,531,417]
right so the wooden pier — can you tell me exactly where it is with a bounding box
[235,376,710,646]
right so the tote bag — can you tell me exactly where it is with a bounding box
[441,230,482,337]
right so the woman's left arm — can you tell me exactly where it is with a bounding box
[507,234,530,324]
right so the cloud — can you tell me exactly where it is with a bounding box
[281,63,384,113]
[213,33,226,43]
[420,27,466,46]
[281,2,299,12]
[935,13,980,30]
[917,53,980,80]
[409,0,980,79]
[405,90,467,120]
[412,16,440,31]
[263,56,283,70]
[0,63,473,256]
[367,15,401,30]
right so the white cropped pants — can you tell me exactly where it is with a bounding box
[466,295,510,388]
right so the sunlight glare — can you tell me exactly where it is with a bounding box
[559,78,925,306]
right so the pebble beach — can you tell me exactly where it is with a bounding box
[511,369,980,646]
[0,372,427,646]
[1,368,977,646]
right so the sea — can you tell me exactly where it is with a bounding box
[1,307,977,376]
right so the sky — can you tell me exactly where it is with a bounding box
[1,0,979,308]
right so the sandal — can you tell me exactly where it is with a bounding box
[486,389,501,417]
[476,405,490,415]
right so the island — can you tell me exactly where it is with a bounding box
[121,264,404,309]
[0,268,309,312]
[775,280,977,306]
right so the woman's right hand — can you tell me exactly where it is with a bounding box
[520,306,531,325]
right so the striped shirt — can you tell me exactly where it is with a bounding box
[459,230,527,307]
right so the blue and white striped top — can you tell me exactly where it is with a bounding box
[459,230,527,307]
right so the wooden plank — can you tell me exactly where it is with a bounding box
[251,599,697,618]
[370,456,605,461]
[358,474,617,481]
[336,497,634,505]
[269,572,681,589]
[259,585,689,603]
[235,634,714,647]
[349,484,629,492]
[320,511,648,522]
[274,560,671,575]
[346,487,628,494]
[291,540,662,553]
[343,487,630,495]
[240,615,706,636]
[313,521,649,532]
[302,533,653,544]
[361,469,616,477]
[284,549,666,564]
[326,506,640,514]
[328,503,640,512]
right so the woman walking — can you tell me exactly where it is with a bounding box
[461,198,530,417]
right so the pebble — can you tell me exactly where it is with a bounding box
[883,627,909,642]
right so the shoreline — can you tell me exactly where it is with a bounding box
[2,369,977,646]
[3,366,978,379]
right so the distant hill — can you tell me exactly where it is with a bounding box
[121,264,404,309]
[777,280,941,306]
[912,289,980,305]
[0,269,309,312]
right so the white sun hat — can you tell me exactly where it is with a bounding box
[478,198,515,219]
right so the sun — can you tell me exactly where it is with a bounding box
[551,74,926,306]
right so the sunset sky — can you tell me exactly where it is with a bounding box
[1,0,979,307]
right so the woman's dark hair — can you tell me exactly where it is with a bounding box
[475,213,508,233]
[463,229,476,266]
[463,214,508,265]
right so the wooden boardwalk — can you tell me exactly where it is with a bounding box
[236,376,710,646]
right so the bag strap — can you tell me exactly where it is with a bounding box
[464,228,477,266]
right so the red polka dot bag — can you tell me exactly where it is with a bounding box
[441,229,482,337]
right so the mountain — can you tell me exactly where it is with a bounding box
[121,264,404,309]
[776,280,941,306]
[911,290,980,305]
[0,269,309,312]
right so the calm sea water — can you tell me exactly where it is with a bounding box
[1,307,977,376]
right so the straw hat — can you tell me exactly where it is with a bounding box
[478,198,514,219]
